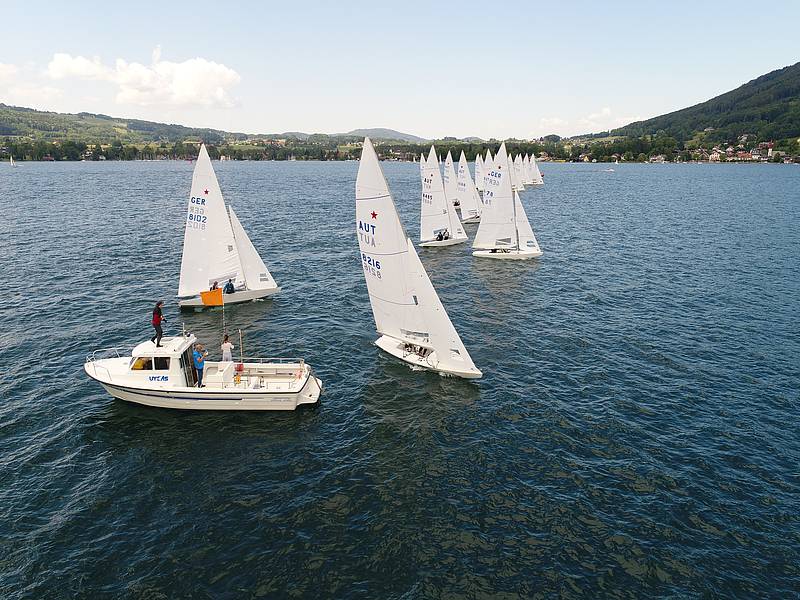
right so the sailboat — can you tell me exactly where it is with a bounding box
[356,138,482,379]
[473,142,543,260]
[522,153,533,184]
[530,153,544,185]
[420,147,467,246]
[514,154,526,191]
[178,144,280,308]
[474,154,485,193]
[456,150,482,223]
[10,155,17,167]
[442,151,460,209]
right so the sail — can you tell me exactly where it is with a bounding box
[456,151,482,220]
[442,151,460,206]
[10,155,15,167]
[356,138,479,374]
[512,154,525,191]
[513,190,541,253]
[531,154,544,185]
[473,142,517,250]
[474,155,485,192]
[178,144,243,297]
[484,149,493,190]
[229,206,278,291]
[522,153,532,184]
[420,147,466,242]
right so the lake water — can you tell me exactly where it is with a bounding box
[1,160,798,598]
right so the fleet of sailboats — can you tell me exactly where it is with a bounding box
[178,144,280,308]
[356,137,482,379]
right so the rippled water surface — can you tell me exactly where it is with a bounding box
[2,160,799,598]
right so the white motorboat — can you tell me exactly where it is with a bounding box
[178,144,280,308]
[85,334,322,410]
[356,137,482,379]
[473,142,543,260]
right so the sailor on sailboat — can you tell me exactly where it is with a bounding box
[178,144,280,308]
[419,147,467,247]
[473,142,543,260]
[356,138,482,379]
[456,151,482,223]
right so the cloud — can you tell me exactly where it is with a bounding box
[0,63,19,82]
[47,53,110,80]
[3,84,64,108]
[539,117,568,130]
[45,47,240,108]
[577,107,641,132]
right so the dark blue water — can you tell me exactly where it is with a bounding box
[1,160,798,598]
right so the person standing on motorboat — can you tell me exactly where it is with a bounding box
[150,301,166,347]
[193,343,208,387]
[221,334,234,362]
[223,279,235,294]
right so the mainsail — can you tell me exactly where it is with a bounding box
[178,145,243,297]
[356,138,480,376]
[474,154,485,192]
[473,142,517,250]
[456,150,482,221]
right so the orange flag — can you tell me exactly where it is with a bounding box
[200,288,224,306]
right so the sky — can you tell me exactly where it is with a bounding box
[1,1,799,139]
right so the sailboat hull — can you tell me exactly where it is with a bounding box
[374,335,482,379]
[419,238,468,247]
[179,286,281,308]
[473,249,543,260]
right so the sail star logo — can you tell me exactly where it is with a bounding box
[371,211,378,219]
[204,189,209,195]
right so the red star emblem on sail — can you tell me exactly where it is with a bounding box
[371,211,378,219]
[204,189,209,195]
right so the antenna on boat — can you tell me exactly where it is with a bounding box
[238,328,243,363]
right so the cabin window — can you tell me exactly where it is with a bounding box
[131,357,153,371]
[154,357,170,370]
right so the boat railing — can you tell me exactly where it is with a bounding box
[236,357,306,367]
[86,347,131,363]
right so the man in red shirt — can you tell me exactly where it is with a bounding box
[151,301,166,347]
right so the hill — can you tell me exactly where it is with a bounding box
[611,61,800,144]
[341,128,428,143]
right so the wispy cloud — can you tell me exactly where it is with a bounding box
[577,106,642,132]
[0,62,19,82]
[46,47,241,108]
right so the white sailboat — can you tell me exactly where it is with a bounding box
[473,142,543,260]
[530,153,544,185]
[456,151,482,223]
[356,137,482,379]
[178,144,280,308]
[474,154,485,192]
[442,151,460,208]
[10,155,17,167]
[513,154,526,191]
[522,153,533,184]
[420,147,467,247]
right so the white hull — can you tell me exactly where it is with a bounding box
[419,238,467,247]
[95,377,321,410]
[473,249,543,260]
[179,286,280,308]
[374,335,482,379]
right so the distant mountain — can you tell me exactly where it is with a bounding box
[342,128,428,143]
[611,61,800,143]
